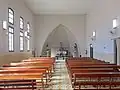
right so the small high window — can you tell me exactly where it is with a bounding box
[8,26,14,52]
[92,31,96,37]
[20,32,24,51]
[20,17,24,30]
[113,18,118,29]
[27,23,30,32]
[25,23,30,51]
[8,8,14,24]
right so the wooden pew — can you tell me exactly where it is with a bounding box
[73,72,120,90]
[27,57,55,63]
[0,69,47,75]
[71,68,117,75]
[21,58,55,72]
[66,60,107,64]
[69,65,120,70]
[0,68,48,82]
[66,57,120,90]
[67,57,94,60]
[67,63,120,76]
[0,72,44,90]
[0,66,52,84]
[0,57,55,89]
[23,58,55,62]
[10,58,55,72]
[69,68,118,83]
[2,58,55,85]
[5,63,53,78]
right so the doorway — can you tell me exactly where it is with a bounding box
[90,44,93,58]
[113,38,120,65]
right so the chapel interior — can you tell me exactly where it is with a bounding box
[0,0,120,90]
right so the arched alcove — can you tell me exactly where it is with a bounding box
[41,24,79,57]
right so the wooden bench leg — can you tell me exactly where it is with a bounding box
[41,78,44,90]
[79,85,81,90]
[44,73,48,88]
[32,80,35,90]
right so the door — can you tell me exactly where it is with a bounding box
[90,44,93,58]
[114,39,117,65]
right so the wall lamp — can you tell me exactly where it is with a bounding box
[91,31,96,41]
[2,21,7,30]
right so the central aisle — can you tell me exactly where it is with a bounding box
[47,59,73,90]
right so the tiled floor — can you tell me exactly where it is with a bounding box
[46,59,73,90]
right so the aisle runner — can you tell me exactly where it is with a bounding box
[47,60,73,90]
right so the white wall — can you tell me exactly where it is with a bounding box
[44,25,70,48]
[34,15,86,57]
[0,0,34,54]
[86,0,120,63]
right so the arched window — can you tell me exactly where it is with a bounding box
[8,8,14,52]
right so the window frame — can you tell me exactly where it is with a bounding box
[26,34,30,52]
[27,23,30,32]
[8,26,14,52]
[20,16,24,30]
[26,22,30,51]
[19,31,24,52]
[8,8,14,25]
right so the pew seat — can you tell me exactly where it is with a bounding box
[66,57,120,90]
[73,72,120,90]
[74,81,120,90]
[0,73,44,90]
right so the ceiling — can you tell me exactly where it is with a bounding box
[24,0,96,15]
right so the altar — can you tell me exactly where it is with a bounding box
[56,50,68,59]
